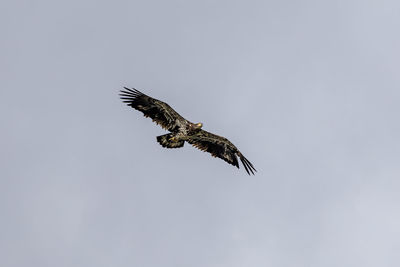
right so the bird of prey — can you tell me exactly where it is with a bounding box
[119,87,256,175]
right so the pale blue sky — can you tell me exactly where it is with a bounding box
[1,1,400,266]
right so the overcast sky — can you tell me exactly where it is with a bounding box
[1,0,400,266]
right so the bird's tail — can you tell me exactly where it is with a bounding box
[156,134,184,148]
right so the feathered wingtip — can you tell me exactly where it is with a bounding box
[239,153,257,175]
[119,87,145,104]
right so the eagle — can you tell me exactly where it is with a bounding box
[120,87,256,175]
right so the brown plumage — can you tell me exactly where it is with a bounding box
[120,87,256,175]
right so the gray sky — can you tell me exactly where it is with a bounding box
[1,0,400,266]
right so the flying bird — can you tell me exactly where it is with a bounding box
[120,88,256,175]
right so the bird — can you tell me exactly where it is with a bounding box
[119,87,256,175]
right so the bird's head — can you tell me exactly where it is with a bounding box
[194,122,203,129]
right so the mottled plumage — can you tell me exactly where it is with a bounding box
[120,87,256,175]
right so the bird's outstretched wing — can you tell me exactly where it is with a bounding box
[120,87,185,131]
[187,130,256,175]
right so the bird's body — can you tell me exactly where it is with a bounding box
[120,87,256,175]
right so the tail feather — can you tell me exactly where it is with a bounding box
[157,134,184,148]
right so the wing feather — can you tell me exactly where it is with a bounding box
[120,87,185,131]
[187,130,256,175]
